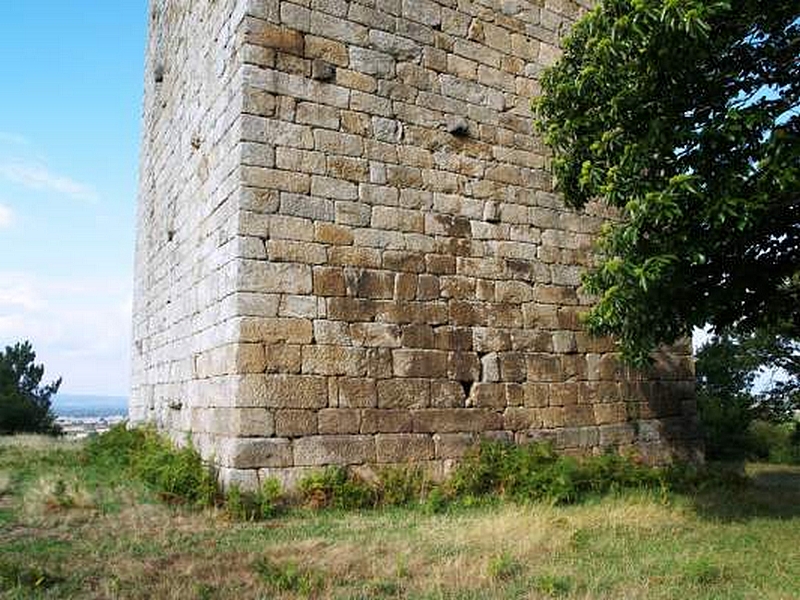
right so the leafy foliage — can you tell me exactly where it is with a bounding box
[449,440,667,504]
[536,0,799,364]
[747,420,800,464]
[85,424,216,507]
[297,467,378,509]
[0,341,62,435]
[225,478,284,520]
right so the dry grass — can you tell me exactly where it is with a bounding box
[1,437,799,599]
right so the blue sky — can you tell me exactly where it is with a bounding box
[0,2,146,395]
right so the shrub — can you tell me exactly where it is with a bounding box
[450,440,666,504]
[257,477,283,518]
[225,478,284,521]
[377,466,430,507]
[697,393,754,460]
[298,467,377,510]
[746,420,800,464]
[85,425,216,507]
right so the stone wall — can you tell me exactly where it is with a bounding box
[132,0,699,490]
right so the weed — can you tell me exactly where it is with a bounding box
[257,477,283,518]
[0,559,62,592]
[533,573,573,597]
[422,486,449,514]
[378,466,430,506]
[450,440,668,504]
[298,467,377,509]
[20,474,96,520]
[195,583,217,600]
[681,558,725,585]
[487,552,523,582]
[225,485,247,521]
[570,528,591,550]
[225,478,284,521]
[253,557,323,594]
[361,579,403,596]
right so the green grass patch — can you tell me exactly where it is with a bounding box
[1,433,799,598]
[253,557,324,595]
[0,559,63,593]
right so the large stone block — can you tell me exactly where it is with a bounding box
[393,349,448,378]
[218,437,293,469]
[376,434,434,463]
[411,409,503,433]
[263,375,328,409]
[274,410,318,437]
[293,435,376,466]
[377,378,430,409]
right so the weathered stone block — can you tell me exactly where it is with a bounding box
[377,378,430,409]
[412,409,503,433]
[293,435,376,466]
[239,317,313,345]
[504,407,542,431]
[393,349,448,378]
[264,344,302,374]
[263,375,328,409]
[361,409,413,433]
[275,410,318,437]
[244,18,305,55]
[302,345,367,376]
[337,378,377,408]
[470,383,506,408]
[218,437,292,469]
[376,434,434,463]
[318,409,362,434]
[434,432,477,459]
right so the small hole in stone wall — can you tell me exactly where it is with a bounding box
[461,380,473,398]
[154,64,164,83]
[167,229,175,242]
[446,117,470,137]
[312,59,336,82]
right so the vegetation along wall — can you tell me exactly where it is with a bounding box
[132,0,700,489]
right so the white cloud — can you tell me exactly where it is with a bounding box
[0,162,98,202]
[0,203,11,228]
[0,272,131,395]
[0,132,30,146]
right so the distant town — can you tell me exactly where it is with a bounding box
[54,394,128,438]
[57,414,126,438]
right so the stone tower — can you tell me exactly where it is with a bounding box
[132,0,698,488]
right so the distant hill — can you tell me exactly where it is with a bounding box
[53,394,128,418]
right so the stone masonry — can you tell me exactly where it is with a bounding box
[132,0,699,490]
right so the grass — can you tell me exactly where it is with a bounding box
[1,435,799,599]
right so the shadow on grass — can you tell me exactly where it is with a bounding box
[691,463,800,521]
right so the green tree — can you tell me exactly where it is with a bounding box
[0,341,62,435]
[696,327,799,459]
[536,0,799,364]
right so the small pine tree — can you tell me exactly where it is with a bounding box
[0,341,62,435]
